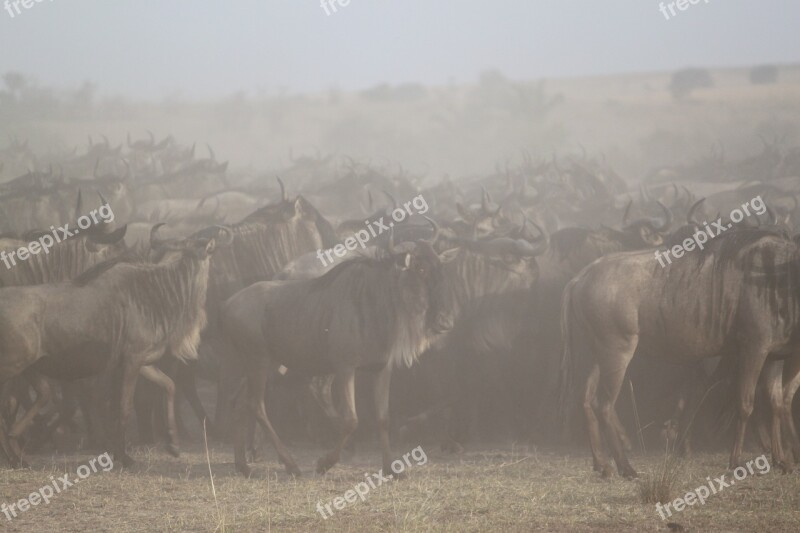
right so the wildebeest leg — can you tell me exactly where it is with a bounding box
[729,349,769,470]
[761,361,790,472]
[176,363,216,438]
[78,378,105,449]
[241,360,300,476]
[211,336,240,437]
[8,370,52,464]
[780,355,800,465]
[133,379,156,444]
[139,365,180,457]
[316,368,357,475]
[374,364,397,476]
[595,338,638,479]
[52,382,81,437]
[0,385,23,467]
[233,381,255,477]
[115,359,143,468]
[583,364,610,476]
[611,412,633,452]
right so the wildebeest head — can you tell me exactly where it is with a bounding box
[148,222,233,263]
[610,199,674,247]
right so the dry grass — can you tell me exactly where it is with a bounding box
[637,453,685,505]
[0,442,798,532]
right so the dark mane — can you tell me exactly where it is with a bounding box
[72,249,146,287]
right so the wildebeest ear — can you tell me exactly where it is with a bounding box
[438,247,460,263]
[395,252,412,270]
[204,239,216,255]
[639,226,662,246]
[293,196,315,218]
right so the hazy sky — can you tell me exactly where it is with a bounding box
[1,0,798,99]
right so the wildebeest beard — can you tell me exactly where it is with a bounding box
[70,247,212,365]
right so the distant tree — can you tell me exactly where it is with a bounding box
[2,71,27,96]
[669,68,713,100]
[749,65,779,85]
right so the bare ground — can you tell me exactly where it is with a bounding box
[1,441,798,532]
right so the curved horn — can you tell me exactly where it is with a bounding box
[521,216,548,256]
[149,223,168,249]
[766,204,778,226]
[277,177,287,202]
[387,225,397,254]
[687,198,706,225]
[654,201,673,232]
[207,144,215,161]
[423,216,440,245]
[75,189,83,218]
[639,182,651,203]
[622,198,633,227]
[382,189,398,211]
[481,186,492,213]
[146,130,155,146]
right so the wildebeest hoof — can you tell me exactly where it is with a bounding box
[600,464,614,479]
[284,463,301,477]
[247,447,260,463]
[166,444,180,458]
[620,465,639,479]
[440,438,464,454]
[10,457,29,469]
[235,463,252,478]
[117,452,136,468]
[315,457,334,475]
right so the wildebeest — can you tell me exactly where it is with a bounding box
[182,181,339,433]
[0,227,229,466]
[561,227,800,478]
[221,226,451,477]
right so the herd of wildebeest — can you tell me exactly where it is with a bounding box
[1,132,800,481]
